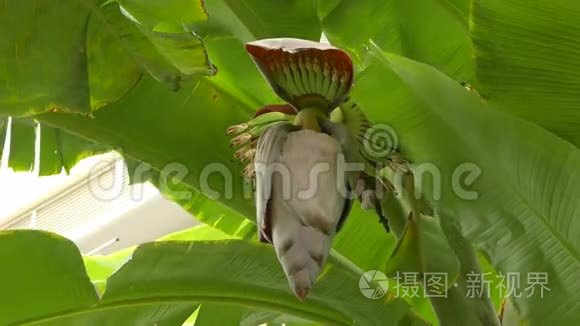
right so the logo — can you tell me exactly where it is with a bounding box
[359,270,389,299]
[362,123,398,158]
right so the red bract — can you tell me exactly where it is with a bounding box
[253,104,296,117]
[246,38,353,111]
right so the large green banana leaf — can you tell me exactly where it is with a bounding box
[318,0,473,81]
[0,0,214,117]
[352,45,580,324]
[0,117,108,174]
[472,0,580,147]
[1,0,579,325]
[0,230,425,326]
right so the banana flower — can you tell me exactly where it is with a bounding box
[227,38,393,299]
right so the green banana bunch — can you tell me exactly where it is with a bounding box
[227,105,296,179]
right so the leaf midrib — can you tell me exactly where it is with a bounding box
[18,295,351,326]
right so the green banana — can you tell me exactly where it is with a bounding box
[227,111,295,136]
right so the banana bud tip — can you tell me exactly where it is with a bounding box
[226,123,249,135]
[290,269,312,300]
[293,286,310,301]
[230,133,252,147]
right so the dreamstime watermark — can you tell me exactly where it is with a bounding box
[363,123,399,158]
[358,271,551,299]
[85,123,483,203]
